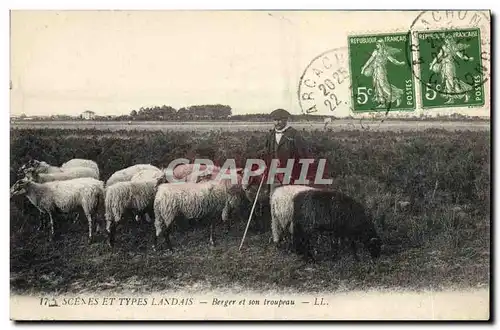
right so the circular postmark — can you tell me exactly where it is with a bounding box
[297,47,353,117]
[405,10,490,105]
[297,46,397,128]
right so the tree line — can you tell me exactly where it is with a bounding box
[17,104,338,122]
[128,104,233,121]
[11,103,488,122]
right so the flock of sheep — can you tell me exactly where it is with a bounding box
[11,157,382,262]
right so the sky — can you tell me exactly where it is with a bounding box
[10,10,491,117]
[10,10,311,116]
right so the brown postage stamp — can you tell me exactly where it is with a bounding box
[9,10,490,321]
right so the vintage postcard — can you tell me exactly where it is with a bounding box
[10,10,490,321]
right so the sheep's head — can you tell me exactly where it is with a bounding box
[17,159,40,176]
[29,159,41,168]
[241,166,264,191]
[22,167,40,182]
[10,177,31,197]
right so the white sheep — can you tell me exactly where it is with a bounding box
[106,164,160,187]
[152,177,245,250]
[105,174,167,247]
[130,167,166,223]
[270,185,313,247]
[26,166,99,183]
[19,159,100,178]
[17,160,59,176]
[126,165,223,224]
[61,158,100,177]
[18,163,99,230]
[10,176,105,242]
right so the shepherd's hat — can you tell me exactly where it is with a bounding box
[270,108,291,119]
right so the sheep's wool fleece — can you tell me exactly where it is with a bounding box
[172,164,217,180]
[37,161,63,174]
[270,185,317,232]
[37,167,99,183]
[155,180,237,221]
[106,164,159,187]
[105,180,159,222]
[131,168,164,181]
[27,178,104,214]
[61,159,100,177]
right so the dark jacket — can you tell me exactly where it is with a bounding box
[264,127,312,184]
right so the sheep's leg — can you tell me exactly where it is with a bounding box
[288,222,295,252]
[84,210,94,244]
[209,222,216,247]
[256,203,266,232]
[73,212,80,224]
[271,216,283,247]
[163,225,173,251]
[37,209,46,231]
[305,236,316,262]
[94,205,105,235]
[302,238,315,262]
[292,224,304,254]
[294,224,315,262]
[37,215,45,231]
[152,225,159,251]
[153,217,162,251]
[106,220,116,248]
[221,204,230,236]
[48,212,55,242]
[95,220,103,234]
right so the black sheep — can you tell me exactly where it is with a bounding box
[291,188,382,261]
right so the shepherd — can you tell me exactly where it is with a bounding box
[263,108,315,196]
[239,108,329,250]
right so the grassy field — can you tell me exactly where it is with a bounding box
[10,127,490,294]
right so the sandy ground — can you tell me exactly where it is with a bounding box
[11,120,490,132]
[10,288,489,320]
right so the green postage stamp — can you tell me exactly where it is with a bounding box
[348,32,415,112]
[416,28,485,108]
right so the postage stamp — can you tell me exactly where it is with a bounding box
[347,32,416,113]
[406,10,491,110]
[415,28,485,108]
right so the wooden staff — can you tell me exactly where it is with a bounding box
[238,173,266,251]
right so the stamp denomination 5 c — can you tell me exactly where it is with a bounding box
[348,33,416,113]
[416,28,485,108]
